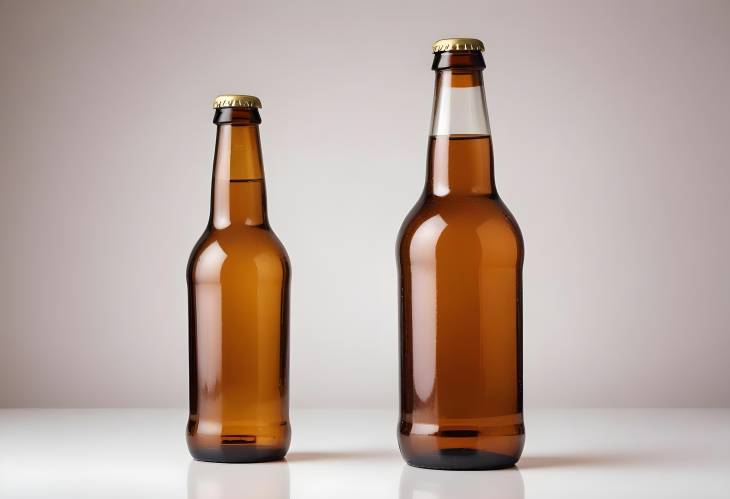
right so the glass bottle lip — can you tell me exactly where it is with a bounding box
[432,51,486,71]
[213,108,262,126]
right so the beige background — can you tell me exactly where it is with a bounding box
[1,0,728,408]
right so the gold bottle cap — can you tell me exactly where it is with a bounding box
[213,94,262,109]
[432,38,485,53]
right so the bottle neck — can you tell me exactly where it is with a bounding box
[210,109,268,228]
[427,52,495,197]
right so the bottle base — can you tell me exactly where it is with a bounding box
[398,417,524,471]
[189,445,288,464]
[404,448,518,471]
[187,418,290,463]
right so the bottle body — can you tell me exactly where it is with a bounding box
[397,45,524,470]
[187,103,290,463]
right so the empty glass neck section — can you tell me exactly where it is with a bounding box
[430,71,491,136]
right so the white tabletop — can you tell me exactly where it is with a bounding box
[1,409,728,498]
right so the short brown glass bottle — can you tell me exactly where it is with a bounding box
[397,39,525,470]
[186,95,291,463]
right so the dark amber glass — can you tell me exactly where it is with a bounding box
[187,107,290,463]
[397,50,524,470]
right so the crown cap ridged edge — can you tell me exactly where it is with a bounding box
[213,94,262,109]
[432,38,485,53]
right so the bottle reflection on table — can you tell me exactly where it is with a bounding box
[399,463,524,499]
[187,459,290,499]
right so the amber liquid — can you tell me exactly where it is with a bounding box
[187,117,290,463]
[397,134,524,470]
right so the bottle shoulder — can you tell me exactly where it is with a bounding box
[187,225,290,280]
[398,195,523,255]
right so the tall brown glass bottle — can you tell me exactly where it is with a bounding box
[187,95,290,463]
[397,39,524,470]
